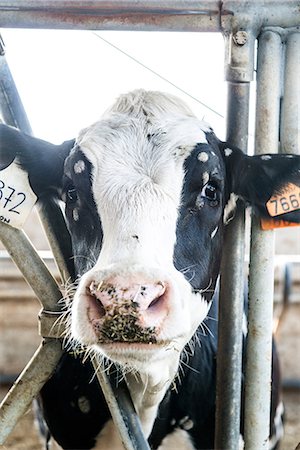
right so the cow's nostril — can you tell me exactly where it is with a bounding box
[148,294,164,309]
[87,282,106,319]
[94,297,106,318]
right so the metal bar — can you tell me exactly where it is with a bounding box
[244,30,282,450]
[37,199,75,282]
[0,0,223,12]
[0,339,63,445]
[0,222,62,311]
[0,1,299,31]
[92,360,150,450]
[0,0,222,32]
[0,38,74,282]
[0,38,32,132]
[215,29,255,449]
[280,31,300,155]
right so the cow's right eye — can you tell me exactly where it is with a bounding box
[201,182,220,207]
[67,185,78,203]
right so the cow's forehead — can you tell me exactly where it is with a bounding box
[75,90,213,171]
[76,114,211,170]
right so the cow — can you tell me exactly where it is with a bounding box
[1,89,300,450]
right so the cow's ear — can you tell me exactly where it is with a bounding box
[0,124,75,197]
[221,143,300,223]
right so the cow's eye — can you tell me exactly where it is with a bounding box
[67,185,78,203]
[201,182,219,206]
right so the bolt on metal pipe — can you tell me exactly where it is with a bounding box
[244,30,282,450]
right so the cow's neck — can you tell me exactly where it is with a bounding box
[125,353,180,436]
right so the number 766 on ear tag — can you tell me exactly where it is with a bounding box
[266,183,300,217]
[0,161,37,229]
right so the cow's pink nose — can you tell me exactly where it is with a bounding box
[88,277,169,329]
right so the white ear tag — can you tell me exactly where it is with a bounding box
[0,160,37,229]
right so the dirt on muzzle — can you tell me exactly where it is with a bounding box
[93,299,157,344]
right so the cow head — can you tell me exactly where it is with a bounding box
[1,90,300,374]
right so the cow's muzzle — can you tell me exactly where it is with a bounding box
[85,276,170,343]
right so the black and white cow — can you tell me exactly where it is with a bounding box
[1,90,300,450]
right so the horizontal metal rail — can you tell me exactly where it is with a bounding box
[0,1,299,31]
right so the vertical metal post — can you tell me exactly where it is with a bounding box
[281,31,300,155]
[215,30,255,449]
[244,30,282,450]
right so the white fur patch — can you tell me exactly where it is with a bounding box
[211,226,218,239]
[73,207,79,222]
[239,434,244,450]
[268,401,284,450]
[242,312,248,337]
[158,428,195,450]
[261,155,271,160]
[179,416,194,431]
[202,171,209,185]
[224,148,232,157]
[94,420,124,450]
[74,159,86,173]
[78,396,91,414]
[223,193,239,224]
[198,151,209,162]
[49,439,63,450]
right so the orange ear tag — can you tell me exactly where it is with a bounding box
[266,183,300,216]
[261,183,300,230]
[261,218,300,230]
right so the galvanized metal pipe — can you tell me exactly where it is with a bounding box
[0,0,222,32]
[0,339,63,445]
[92,360,150,450]
[0,222,62,311]
[0,1,300,31]
[0,39,32,132]
[280,31,300,155]
[37,199,75,282]
[244,30,282,450]
[215,29,255,449]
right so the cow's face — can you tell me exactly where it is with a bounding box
[1,90,300,373]
[63,94,227,370]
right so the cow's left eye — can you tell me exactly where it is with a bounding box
[201,182,219,206]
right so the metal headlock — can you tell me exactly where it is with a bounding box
[0,1,299,449]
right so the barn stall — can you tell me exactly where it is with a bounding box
[0,2,300,449]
